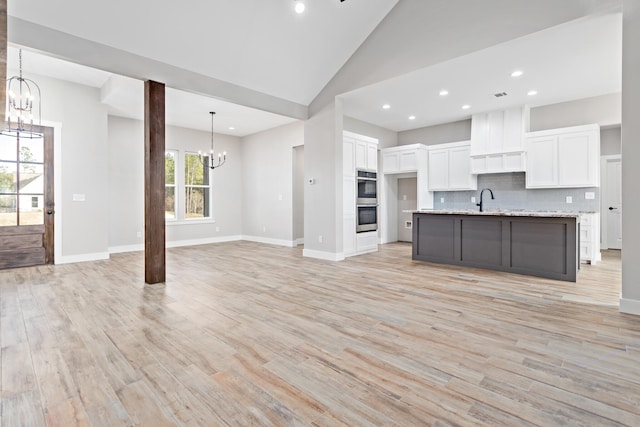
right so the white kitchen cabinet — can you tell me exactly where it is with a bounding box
[382,144,426,174]
[356,231,378,254]
[343,215,356,255]
[580,212,600,264]
[525,124,600,189]
[348,131,378,172]
[427,141,477,191]
[366,143,378,171]
[343,131,379,257]
[343,136,356,176]
[470,106,529,174]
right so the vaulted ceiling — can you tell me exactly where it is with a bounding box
[6,1,622,136]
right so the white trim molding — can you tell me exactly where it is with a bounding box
[108,244,144,254]
[303,249,345,261]
[242,235,297,248]
[56,252,110,265]
[619,297,640,315]
[167,235,242,248]
[600,154,622,250]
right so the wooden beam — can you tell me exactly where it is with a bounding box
[0,0,6,125]
[144,80,166,284]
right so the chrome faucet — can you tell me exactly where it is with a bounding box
[477,188,494,212]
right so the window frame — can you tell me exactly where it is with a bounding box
[164,150,178,221]
[164,149,214,225]
[183,151,212,221]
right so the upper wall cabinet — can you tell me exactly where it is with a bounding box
[470,106,530,174]
[427,141,477,191]
[525,124,600,189]
[381,144,427,174]
[346,131,378,172]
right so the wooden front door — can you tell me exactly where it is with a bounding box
[0,125,54,268]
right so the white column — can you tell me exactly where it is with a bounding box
[620,0,640,314]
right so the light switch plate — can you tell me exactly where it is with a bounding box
[566,196,573,204]
[72,193,86,202]
[471,196,476,203]
[585,192,595,200]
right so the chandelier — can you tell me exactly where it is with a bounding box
[199,111,226,170]
[1,49,43,139]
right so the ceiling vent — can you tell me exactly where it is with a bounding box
[494,92,508,98]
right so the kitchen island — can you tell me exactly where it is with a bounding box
[412,210,579,282]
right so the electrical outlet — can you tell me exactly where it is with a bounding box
[566,196,573,204]
[263,226,267,232]
[215,226,220,232]
[318,235,323,243]
[403,194,407,201]
[136,231,142,238]
[278,194,283,201]
[405,221,412,229]
[585,192,595,200]
[471,196,476,203]
[440,197,445,203]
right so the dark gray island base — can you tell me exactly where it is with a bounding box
[412,211,579,282]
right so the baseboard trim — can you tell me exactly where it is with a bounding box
[167,235,242,248]
[303,249,345,262]
[619,297,640,315]
[242,235,296,248]
[109,244,144,254]
[56,252,110,265]
[296,237,305,246]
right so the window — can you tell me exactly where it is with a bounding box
[165,150,177,220]
[184,152,210,219]
[164,150,212,222]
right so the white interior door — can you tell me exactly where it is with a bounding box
[605,157,622,249]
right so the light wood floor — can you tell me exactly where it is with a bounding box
[1,242,638,426]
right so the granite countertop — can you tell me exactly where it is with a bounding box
[410,209,584,218]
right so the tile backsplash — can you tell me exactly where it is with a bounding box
[434,173,599,212]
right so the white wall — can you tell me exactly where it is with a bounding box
[601,127,621,156]
[107,116,243,251]
[13,69,110,262]
[303,101,343,260]
[530,93,621,131]
[241,121,304,246]
[398,120,471,146]
[397,178,417,242]
[107,116,143,249]
[621,0,640,313]
[343,116,398,150]
[293,146,305,242]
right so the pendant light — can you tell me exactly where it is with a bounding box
[199,112,226,170]
[2,49,43,139]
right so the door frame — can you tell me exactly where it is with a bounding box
[600,154,621,250]
[42,120,63,264]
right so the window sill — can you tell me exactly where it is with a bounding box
[166,219,216,226]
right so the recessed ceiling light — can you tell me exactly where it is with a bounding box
[462,104,471,110]
[294,1,305,14]
[511,70,524,77]
[382,104,391,110]
[439,90,449,96]
[229,126,235,130]
[408,115,416,120]
[527,90,538,96]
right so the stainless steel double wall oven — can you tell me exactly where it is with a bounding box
[356,170,377,233]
